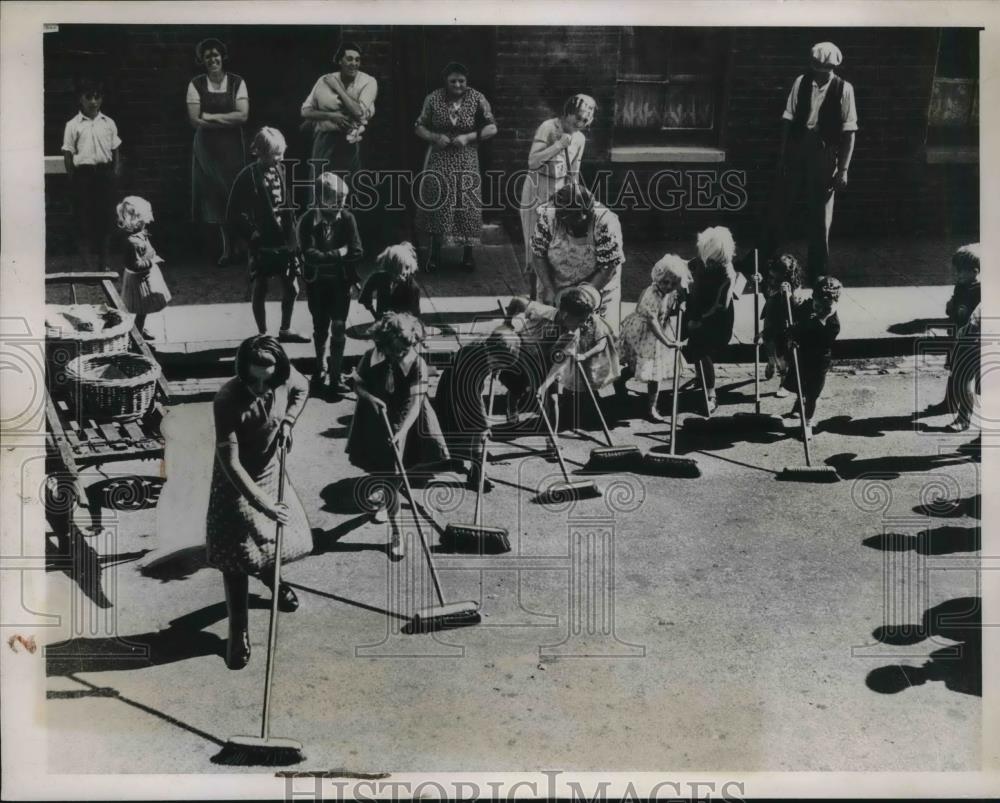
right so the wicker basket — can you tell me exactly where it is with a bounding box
[46,305,135,390]
[64,352,161,423]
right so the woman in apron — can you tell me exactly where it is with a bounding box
[187,38,248,267]
[530,183,626,332]
[519,94,596,297]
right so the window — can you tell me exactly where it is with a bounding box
[614,27,729,147]
[927,29,979,148]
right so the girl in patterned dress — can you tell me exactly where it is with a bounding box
[116,196,172,341]
[346,313,449,560]
[618,254,691,421]
[205,335,313,670]
[414,62,498,273]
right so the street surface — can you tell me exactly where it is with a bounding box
[43,357,981,772]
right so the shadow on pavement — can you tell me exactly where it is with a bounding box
[141,545,209,582]
[912,493,981,520]
[310,519,374,554]
[46,524,151,610]
[862,525,980,555]
[45,601,245,674]
[866,597,981,697]
[817,414,921,438]
[824,451,972,480]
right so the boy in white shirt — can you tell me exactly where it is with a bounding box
[61,79,122,269]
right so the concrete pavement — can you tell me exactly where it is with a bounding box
[42,357,981,773]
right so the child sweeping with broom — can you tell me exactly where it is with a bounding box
[433,326,521,492]
[781,275,842,439]
[346,312,449,560]
[617,254,690,421]
[760,253,805,398]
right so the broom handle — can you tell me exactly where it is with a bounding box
[378,406,447,607]
[784,290,813,467]
[536,390,572,483]
[575,359,614,447]
[260,442,287,741]
[670,303,684,457]
[753,250,761,414]
[474,376,497,526]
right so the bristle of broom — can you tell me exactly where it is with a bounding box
[585,446,642,472]
[403,602,481,634]
[212,736,305,767]
[442,524,511,554]
[777,466,840,483]
[534,481,603,504]
[640,455,701,478]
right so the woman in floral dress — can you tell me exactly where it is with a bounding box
[530,183,626,332]
[206,335,313,670]
[414,62,498,273]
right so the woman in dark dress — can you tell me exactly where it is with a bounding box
[187,38,248,267]
[206,336,312,670]
[682,227,740,415]
[414,62,498,273]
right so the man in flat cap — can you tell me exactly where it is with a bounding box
[755,41,859,280]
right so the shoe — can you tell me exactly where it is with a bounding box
[946,419,971,433]
[923,399,950,414]
[706,395,718,414]
[803,424,813,440]
[274,582,299,613]
[278,329,310,344]
[466,473,494,493]
[775,387,790,398]
[648,408,669,423]
[141,329,155,341]
[226,629,251,670]
[329,377,352,396]
[461,255,476,273]
[311,371,329,391]
[764,363,775,380]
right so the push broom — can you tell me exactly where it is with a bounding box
[216,444,305,767]
[534,386,602,503]
[378,406,482,632]
[576,360,641,472]
[776,289,840,483]
[641,302,701,478]
[441,377,511,554]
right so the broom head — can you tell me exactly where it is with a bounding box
[404,601,482,633]
[584,445,642,472]
[777,465,840,483]
[534,480,603,504]
[441,522,511,554]
[213,735,305,767]
[640,452,701,478]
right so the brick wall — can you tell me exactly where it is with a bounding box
[44,24,979,261]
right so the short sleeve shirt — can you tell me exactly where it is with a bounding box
[61,112,122,166]
[781,74,859,132]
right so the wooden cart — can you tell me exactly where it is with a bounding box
[45,272,171,534]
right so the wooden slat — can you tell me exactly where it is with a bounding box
[124,422,146,442]
[46,272,119,284]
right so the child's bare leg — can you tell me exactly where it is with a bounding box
[328,320,349,392]
[387,478,404,559]
[647,381,667,422]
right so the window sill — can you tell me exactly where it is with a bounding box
[45,156,67,175]
[925,145,978,164]
[610,145,726,164]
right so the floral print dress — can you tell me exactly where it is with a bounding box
[414,88,496,246]
[620,285,681,382]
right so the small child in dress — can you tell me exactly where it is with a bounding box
[781,275,842,439]
[359,242,422,321]
[760,253,805,398]
[617,254,691,421]
[346,312,449,560]
[432,326,521,491]
[116,196,172,340]
[62,78,121,270]
[944,244,981,431]
[683,226,740,414]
